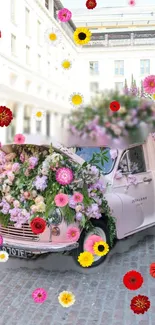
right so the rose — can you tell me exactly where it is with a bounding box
[35,196,44,204]
[13,200,20,208]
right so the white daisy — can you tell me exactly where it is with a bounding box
[45,28,62,46]
[33,110,46,121]
[0,250,9,262]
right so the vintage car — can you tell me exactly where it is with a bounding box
[0,133,154,268]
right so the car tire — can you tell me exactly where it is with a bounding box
[72,217,111,268]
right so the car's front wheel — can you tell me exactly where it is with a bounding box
[72,218,110,268]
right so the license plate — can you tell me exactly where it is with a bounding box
[2,246,34,259]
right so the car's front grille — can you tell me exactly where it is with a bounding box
[0,223,39,241]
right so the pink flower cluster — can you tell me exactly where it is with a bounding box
[54,192,83,207]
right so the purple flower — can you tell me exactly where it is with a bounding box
[90,166,99,176]
[0,151,6,165]
[12,162,20,173]
[0,199,10,214]
[88,180,105,193]
[9,208,30,228]
[68,196,76,209]
[86,203,102,219]
[33,176,48,191]
[28,157,38,169]
[76,212,83,221]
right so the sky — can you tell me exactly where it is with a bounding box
[62,0,155,9]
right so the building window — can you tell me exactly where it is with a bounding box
[46,112,50,137]
[24,106,31,133]
[37,54,41,70]
[90,82,99,93]
[45,0,49,9]
[140,59,150,75]
[89,61,99,75]
[114,60,124,75]
[37,20,41,45]
[11,34,16,55]
[25,8,30,36]
[11,0,16,23]
[115,82,123,92]
[36,121,41,133]
[26,45,30,65]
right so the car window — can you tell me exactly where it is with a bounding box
[74,147,116,175]
[118,145,146,174]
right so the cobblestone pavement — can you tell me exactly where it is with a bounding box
[1,233,155,325]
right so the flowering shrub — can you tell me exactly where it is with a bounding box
[69,76,155,140]
[0,144,116,246]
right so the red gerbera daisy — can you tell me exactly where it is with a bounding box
[0,106,13,127]
[130,295,150,314]
[86,0,97,10]
[30,217,46,234]
[123,270,143,290]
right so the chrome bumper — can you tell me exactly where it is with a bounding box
[2,240,79,253]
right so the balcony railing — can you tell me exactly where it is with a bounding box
[84,31,155,47]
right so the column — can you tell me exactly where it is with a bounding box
[0,99,7,144]
[50,112,57,138]
[41,110,47,136]
[15,103,24,134]
[30,107,37,134]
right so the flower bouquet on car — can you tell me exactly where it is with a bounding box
[0,144,116,246]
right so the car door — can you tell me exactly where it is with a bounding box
[112,144,155,237]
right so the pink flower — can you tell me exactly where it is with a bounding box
[30,205,38,213]
[115,170,123,180]
[56,167,73,185]
[54,193,69,207]
[0,235,3,246]
[143,75,155,94]
[23,192,31,199]
[32,288,47,303]
[13,200,20,208]
[127,174,138,185]
[20,153,25,162]
[14,134,25,144]
[84,235,103,254]
[72,192,83,203]
[66,226,80,242]
[128,0,135,5]
[57,8,72,22]
[12,162,20,173]
[7,172,15,182]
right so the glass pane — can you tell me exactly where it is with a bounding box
[128,146,146,174]
[75,147,116,174]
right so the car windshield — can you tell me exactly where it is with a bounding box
[74,147,116,175]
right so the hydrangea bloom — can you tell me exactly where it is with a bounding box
[33,176,48,191]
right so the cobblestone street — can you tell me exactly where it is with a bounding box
[1,230,155,325]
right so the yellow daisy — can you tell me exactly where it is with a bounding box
[58,291,75,308]
[45,28,62,46]
[0,250,9,262]
[152,94,155,101]
[70,93,83,107]
[93,241,109,256]
[61,59,72,70]
[73,27,91,45]
[33,109,45,121]
[78,251,94,267]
